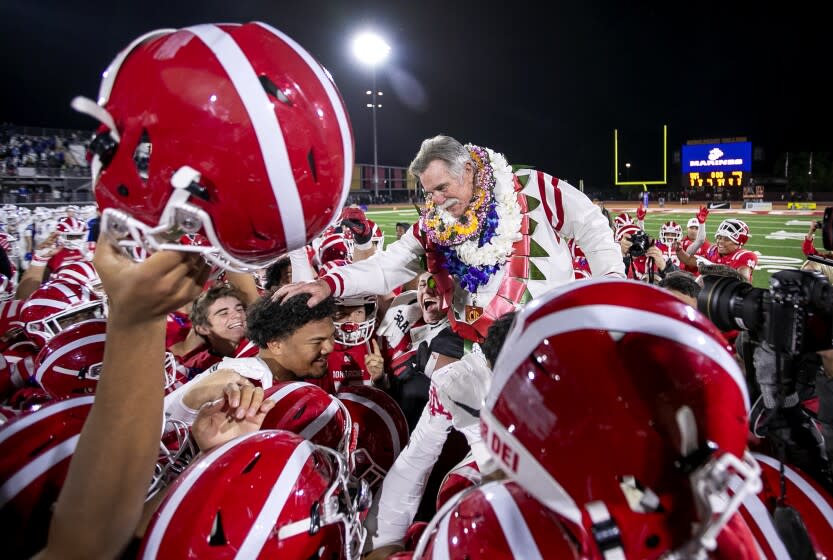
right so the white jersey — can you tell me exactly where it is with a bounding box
[322,167,624,323]
[163,356,273,426]
[367,350,492,549]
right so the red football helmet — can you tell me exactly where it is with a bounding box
[333,295,377,347]
[614,223,641,243]
[35,319,187,399]
[481,279,762,558]
[415,480,584,559]
[0,395,95,558]
[737,452,833,558]
[318,233,352,265]
[659,220,683,245]
[0,299,25,346]
[55,216,89,252]
[72,22,353,272]
[436,456,482,511]
[20,280,105,347]
[716,219,750,245]
[614,212,634,231]
[261,381,352,453]
[336,385,409,490]
[51,260,103,296]
[0,339,38,399]
[139,430,368,559]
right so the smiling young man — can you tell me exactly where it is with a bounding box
[164,293,338,426]
[175,284,251,373]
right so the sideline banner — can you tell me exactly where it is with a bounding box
[744,202,773,210]
[708,202,731,209]
[787,202,817,210]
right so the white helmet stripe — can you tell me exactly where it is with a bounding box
[0,434,80,509]
[0,395,94,446]
[141,431,263,559]
[299,398,339,440]
[35,332,107,385]
[254,21,353,219]
[480,406,582,526]
[754,454,833,528]
[185,24,307,252]
[731,475,790,559]
[490,299,748,410]
[338,392,402,458]
[235,441,313,559]
[433,502,453,560]
[265,381,311,404]
[486,483,544,559]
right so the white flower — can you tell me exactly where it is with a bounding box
[452,149,522,268]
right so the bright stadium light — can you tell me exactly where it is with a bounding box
[352,32,390,199]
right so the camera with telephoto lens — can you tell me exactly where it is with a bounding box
[627,230,652,258]
[698,269,833,355]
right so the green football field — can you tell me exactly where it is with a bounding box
[366,207,817,289]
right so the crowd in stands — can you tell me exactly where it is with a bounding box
[0,124,91,176]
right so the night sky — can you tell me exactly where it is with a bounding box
[1,0,830,187]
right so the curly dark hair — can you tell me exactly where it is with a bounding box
[246,293,336,348]
[481,311,517,367]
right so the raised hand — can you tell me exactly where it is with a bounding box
[365,339,385,384]
[696,205,709,224]
[636,203,647,221]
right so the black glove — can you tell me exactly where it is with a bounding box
[340,207,372,245]
[341,219,372,244]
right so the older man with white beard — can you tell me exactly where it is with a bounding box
[277,135,624,343]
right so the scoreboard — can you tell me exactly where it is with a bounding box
[687,170,745,188]
[682,141,751,189]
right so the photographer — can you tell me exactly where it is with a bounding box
[802,220,833,259]
[617,224,678,283]
[698,268,833,492]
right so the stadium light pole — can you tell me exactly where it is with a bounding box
[352,32,390,200]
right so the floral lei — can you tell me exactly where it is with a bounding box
[419,144,522,292]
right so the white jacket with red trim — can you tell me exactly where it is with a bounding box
[321,166,624,317]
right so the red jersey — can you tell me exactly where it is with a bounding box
[680,238,711,274]
[165,311,191,349]
[178,337,257,376]
[704,246,758,281]
[327,342,373,392]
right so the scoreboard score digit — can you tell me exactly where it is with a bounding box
[687,170,745,188]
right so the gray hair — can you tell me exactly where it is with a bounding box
[408,135,472,181]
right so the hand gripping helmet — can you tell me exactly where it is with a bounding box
[0,395,95,559]
[261,381,353,454]
[336,385,409,490]
[71,22,353,272]
[51,260,104,297]
[715,219,750,245]
[21,280,105,347]
[414,480,584,560]
[481,279,762,558]
[55,216,89,251]
[659,220,683,245]
[35,319,185,399]
[333,294,377,347]
[139,430,368,559]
